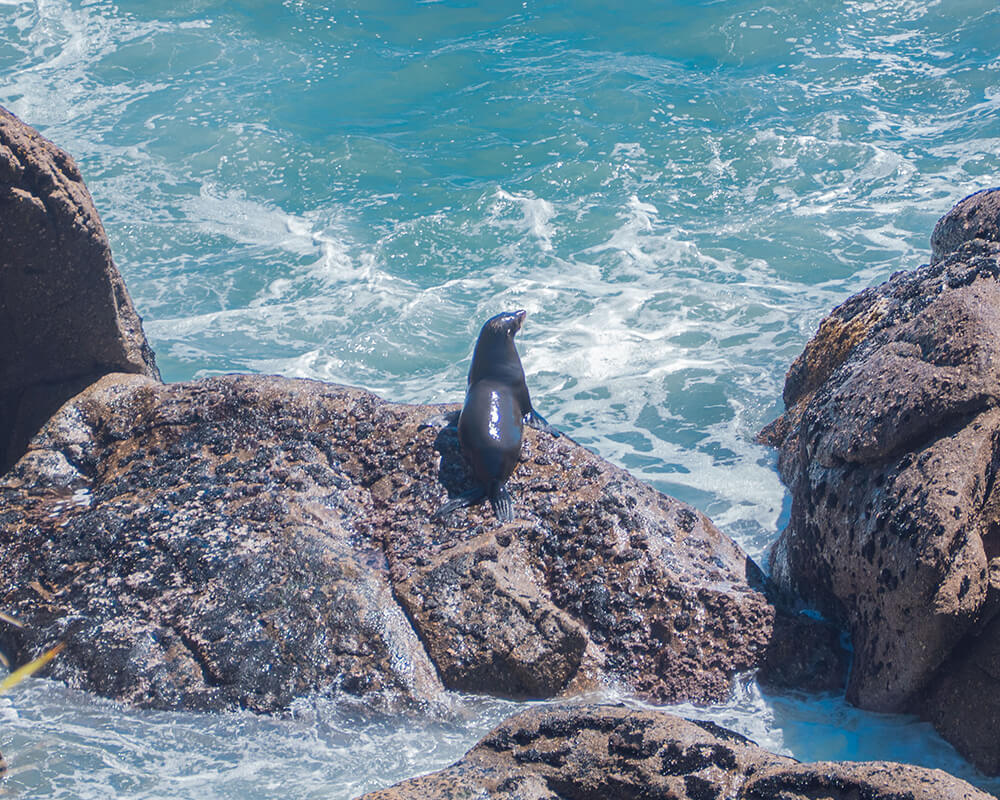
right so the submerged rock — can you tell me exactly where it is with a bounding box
[0,371,777,713]
[0,106,159,474]
[356,703,994,800]
[761,188,1000,773]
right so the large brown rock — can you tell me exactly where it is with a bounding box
[0,105,159,474]
[357,703,994,800]
[761,189,1000,773]
[0,372,777,713]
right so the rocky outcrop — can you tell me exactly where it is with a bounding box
[0,372,778,712]
[356,703,994,800]
[932,188,1000,263]
[0,105,159,474]
[761,189,1000,773]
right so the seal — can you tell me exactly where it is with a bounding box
[434,309,559,522]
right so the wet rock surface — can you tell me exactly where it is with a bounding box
[357,703,994,800]
[0,106,159,474]
[762,189,1000,773]
[0,372,776,712]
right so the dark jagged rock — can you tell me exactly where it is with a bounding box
[0,105,159,474]
[761,189,1000,773]
[0,372,776,712]
[356,703,994,800]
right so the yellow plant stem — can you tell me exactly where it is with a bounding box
[0,643,65,694]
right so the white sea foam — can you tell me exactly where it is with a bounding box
[2,676,997,799]
[0,679,527,800]
[183,185,323,258]
[489,188,557,252]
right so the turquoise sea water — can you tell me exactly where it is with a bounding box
[2,0,1000,796]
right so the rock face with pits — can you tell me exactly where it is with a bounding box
[0,371,776,713]
[0,105,159,474]
[356,703,994,800]
[762,188,1000,774]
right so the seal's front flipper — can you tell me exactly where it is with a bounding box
[490,485,514,523]
[419,410,460,430]
[524,409,562,438]
[432,486,486,520]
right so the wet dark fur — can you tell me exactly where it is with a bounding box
[434,310,558,522]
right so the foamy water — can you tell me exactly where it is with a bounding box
[2,0,1000,796]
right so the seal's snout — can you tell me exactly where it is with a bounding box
[512,309,526,330]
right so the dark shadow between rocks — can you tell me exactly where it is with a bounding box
[757,608,849,694]
[744,554,769,593]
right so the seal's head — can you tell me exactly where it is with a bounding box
[481,309,526,340]
[468,309,528,385]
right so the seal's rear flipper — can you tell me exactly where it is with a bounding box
[490,485,514,523]
[432,486,486,519]
[525,409,562,438]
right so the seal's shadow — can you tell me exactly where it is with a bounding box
[427,411,477,500]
